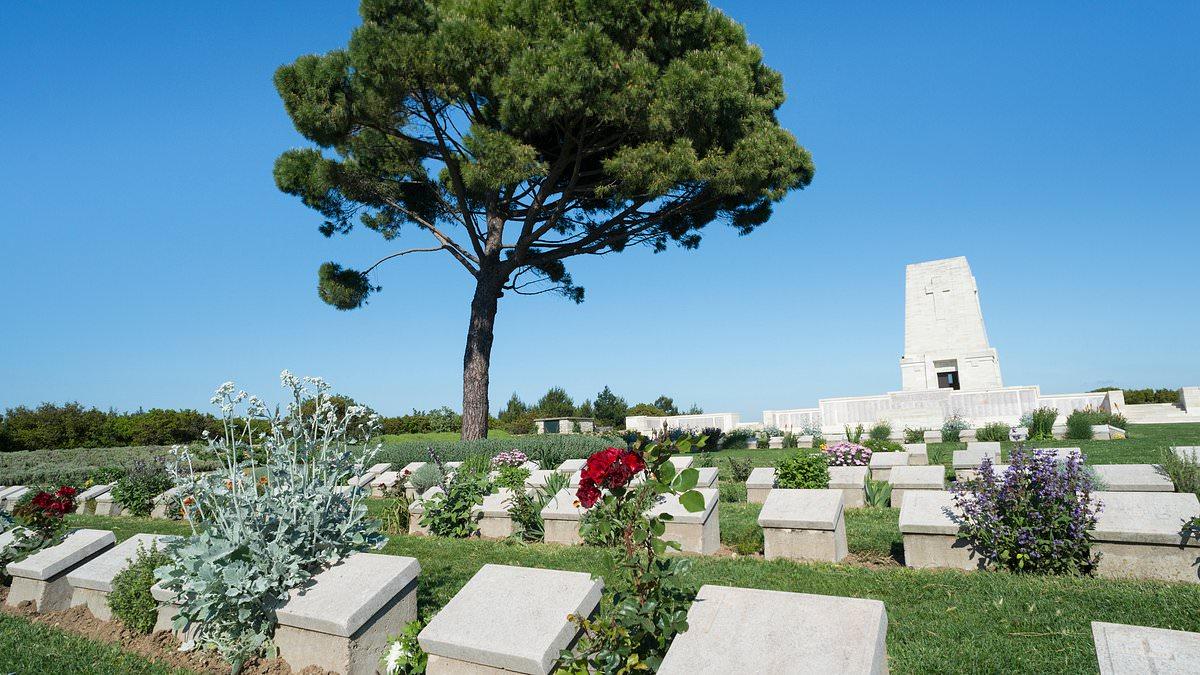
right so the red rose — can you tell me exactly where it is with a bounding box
[577,479,601,508]
[58,486,77,497]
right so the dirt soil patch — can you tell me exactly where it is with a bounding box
[0,587,333,674]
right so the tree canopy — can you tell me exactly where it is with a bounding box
[275,0,813,438]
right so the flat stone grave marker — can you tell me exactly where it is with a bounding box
[276,552,421,675]
[406,487,445,536]
[868,452,909,481]
[668,456,694,470]
[1,486,29,512]
[74,483,114,514]
[1044,447,1083,462]
[67,533,178,620]
[1093,621,1200,675]
[540,488,588,545]
[902,443,929,465]
[557,458,586,474]
[768,436,784,449]
[923,430,942,443]
[1172,446,1200,463]
[647,488,719,554]
[828,466,868,508]
[6,528,116,611]
[694,466,719,488]
[746,467,775,504]
[953,447,1001,480]
[960,428,977,442]
[1090,491,1200,583]
[1092,464,1173,492]
[150,487,186,519]
[400,462,427,499]
[524,469,558,491]
[474,489,517,539]
[419,564,602,675]
[93,491,124,516]
[370,471,403,497]
[150,581,197,642]
[966,441,1001,453]
[898,491,984,570]
[758,489,847,563]
[889,465,946,507]
[658,584,888,675]
[797,434,814,448]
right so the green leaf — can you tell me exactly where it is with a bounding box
[678,489,705,513]
[657,461,676,484]
[674,468,699,492]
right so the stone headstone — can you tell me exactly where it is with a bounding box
[1,486,30,512]
[868,452,909,482]
[768,436,784,449]
[276,552,421,675]
[1090,491,1200,583]
[474,489,517,539]
[758,489,847,562]
[953,447,1001,480]
[540,488,588,545]
[1092,464,1174,492]
[889,465,946,508]
[1172,446,1200,463]
[93,491,124,516]
[1093,621,1200,674]
[647,488,719,554]
[6,528,117,611]
[693,467,719,488]
[828,466,869,508]
[746,467,775,504]
[668,456,694,470]
[902,443,929,465]
[67,533,178,620]
[966,441,1001,454]
[657,585,888,675]
[419,564,603,675]
[898,490,983,570]
[556,459,586,474]
[923,430,942,444]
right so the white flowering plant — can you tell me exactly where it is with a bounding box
[381,619,427,674]
[155,372,386,672]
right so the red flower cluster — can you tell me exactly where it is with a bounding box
[15,486,77,532]
[576,447,646,508]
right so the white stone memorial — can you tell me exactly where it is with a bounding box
[868,452,909,482]
[889,465,946,507]
[556,458,586,474]
[1093,621,1200,675]
[902,443,929,465]
[406,487,445,536]
[746,467,775,505]
[693,466,719,488]
[953,447,1001,481]
[1092,464,1173,492]
[647,488,719,555]
[67,533,178,620]
[1,486,29,512]
[540,488,588,545]
[93,490,124,517]
[898,491,984,570]
[1090,491,1200,583]
[275,553,421,675]
[657,585,888,675]
[73,483,114,514]
[758,489,848,563]
[828,466,869,509]
[419,564,602,675]
[6,528,116,611]
[475,489,517,540]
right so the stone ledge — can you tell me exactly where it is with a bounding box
[1093,621,1200,675]
[658,585,887,675]
[7,529,116,581]
[276,553,421,638]
[1090,491,1200,546]
[418,564,602,675]
[67,533,178,593]
[898,491,960,536]
[758,489,843,530]
[1092,464,1174,492]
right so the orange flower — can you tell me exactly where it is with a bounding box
[224,479,233,489]
[258,475,269,485]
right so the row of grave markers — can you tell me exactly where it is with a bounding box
[3,526,1194,674]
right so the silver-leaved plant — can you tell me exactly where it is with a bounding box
[155,371,385,672]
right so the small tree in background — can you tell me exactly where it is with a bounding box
[535,386,576,418]
[593,386,629,429]
[273,0,813,439]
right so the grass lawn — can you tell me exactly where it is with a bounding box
[0,613,189,674]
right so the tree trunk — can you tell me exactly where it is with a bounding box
[461,271,504,440]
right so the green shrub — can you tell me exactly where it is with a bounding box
[863,438,903,453]
[0,403,221,453]
[844,424,865,444]
[109,541,172,634]
[782,432,798,449]
[409,463,444,495]
[727,457,753,483]
[868,422,892,442]
[1105,413,1128,431]
[975,422,1010,443]
[941,414,969,442]
[421,471,488,538]
[1026,407,1058,440]
[718,481,747,502]
[903,427,928,444]
[110,460,173,517]
[374,435,622,468]
[865,478,892,508]
[775,451,829,489]
[1162,448,1200,497]
[1065,410,1095,440]
[722,429,754,449]
[493,465,530,492]
[505,472,569,542]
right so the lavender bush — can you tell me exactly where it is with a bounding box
[823,441,872,467]
[951,446,1101,575]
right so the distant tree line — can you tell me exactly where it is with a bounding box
[1,387,704,451]
[495,386,701,434]
[1089,387,1183,405]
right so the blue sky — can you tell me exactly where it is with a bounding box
[1,2,1197,419]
